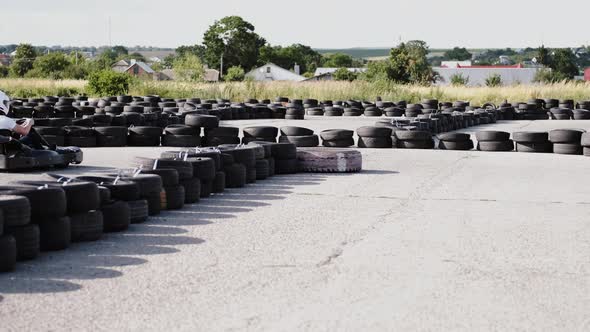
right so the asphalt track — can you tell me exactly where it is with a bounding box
[1,118,589,331]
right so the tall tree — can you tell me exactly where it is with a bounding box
[203,16,266,73]
[444,47,472,61]
[550,48,579,78]
[537,45,550,66]
[10,44,37,77]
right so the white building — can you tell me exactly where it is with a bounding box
[434,65,544,86]
[245,63,306,82]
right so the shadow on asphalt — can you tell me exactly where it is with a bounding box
[0,172,332,295]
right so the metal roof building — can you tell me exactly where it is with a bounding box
[434,65,543,86]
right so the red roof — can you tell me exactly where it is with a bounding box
[584,68,590,81]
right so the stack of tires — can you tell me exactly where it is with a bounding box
[572,109,590,120]
[285,102,305,120]
[306,107,324,116]
[242,126,278,144]
[128,126,162,147]
[549,129,585,155]
[513,132,553,153]
[549,108,571,120]
[105,174,163,216]
[132,158,193,208]
[185,114,219,134]
[271,143,298,174]
[142,168,184,210]
[438,133,474,150]
[394,130,435,149]
[36,127,66,146]
[324,106,344,117]
[203,127,240,146]
[64,126,97,147]
[405,104,423,117]
[76,176,148,224]
[363,106,383,117]
[94,126,128,147]
[278,126,319,147]
[185,157,216,198]
[218,145,257,183]
[0,195,32,270]
[343,106,362,117]
[320,129,355,147]
[162,125,200,147]
[18,180,104,243]
[476,131,514,152]
[383,107,404,117]
[357,126,392,148]
[0,186,69,252]
[221,153,247,188]
[247,142,275,179]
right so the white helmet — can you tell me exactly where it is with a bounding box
[0,90,9,115]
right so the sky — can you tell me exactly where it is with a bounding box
[1,0,589,49]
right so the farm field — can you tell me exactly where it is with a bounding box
[1,78,590,105]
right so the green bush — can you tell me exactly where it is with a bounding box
[86,70,132,96]
[450,73,469,86]
[224,66,245,82]
[485,74,502,87]
[333,67,358,81]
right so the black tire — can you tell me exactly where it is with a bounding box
[132,157,194,180]
[275,158,298,174]
[0,195,31,227]
[143,191,161,216]
[5,224,40,261]
[270,143,297,160]
[163,186,185,210]
[213,171,226,193]
[101,201,130,232]
[255,159,270,180]
[205,126,239,137]
[203,136,240,147]
[106,174,162,197]
[179,178,201,204]
[395,130,431,141]
[322,138,355,147]
[96,134,127,147]
[98,186,111,205]
[357,126,392,138]
[224,163,247,188]
[437,133,471,142]
[75,177,140,201]
[320,129,354,141]
[160,150,222,170]
[267,157,275,177]
[357,137,393,148]
[515,142,553,153]
[200,180,213,198]
[128,134,161,147]
[128,199,149,224]
[438,140,474,150]
[398,139,435,149]
[475,131,511,142]
[129,126,162,136]
[549,129,585,143]
[0,186,66,221]
[164,125,199,136]
[141,169,179,186]
[185,114,219,129]
[185,157,216,181]
[553,143,582,155]
[70,210,103,242]
[243,126,278,138]
[218,147,256,168]
[18,180,100,215]
[38,217,71,251]
[513,132,549,143]
[93,126,129,138]
[0,235,16,272]
[246,142,273,158]
[477,140,514,152]
[280,126,314,136]
[278,135,319,147]
[242,136,276,144]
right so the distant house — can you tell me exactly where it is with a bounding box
[0,54,11,66]
[440,61,472,68]
[112,59,155,78]
[306,67,367,81]
[245,63,306,82]
[434,64,543,86]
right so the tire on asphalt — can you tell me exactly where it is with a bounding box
[101,200,130,232]
[438,140,474,150]
[515,142,553,153]
[4,224,40,261]
[552,143,582,155]
[357,137,393,148]
[296,148,362,173]
[475,131,511,142]
[70,210,103,242]
[38,217,71,251]
[477,140,514,152]
[278,135,319,147]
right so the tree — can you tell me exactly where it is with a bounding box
[86,70,132,96]
[10,44,37,77]
[321,53,363,68]
[127,52,146,62]
[361,60,397,81]
[111,45,128,56]
[224,66,245,81]
[444,47,472,61]
[537,45,550,66]
[485,73,502,87]
[176,45,206,60]
[203,16,266,73]
[364,41,436,84]
[332,67,358,81]
[404,41,436,84]
[550,49,579,79]
[30,52,71,78]
[173,53,205,82]
[258,44,322,74]
[450,73,469,86]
